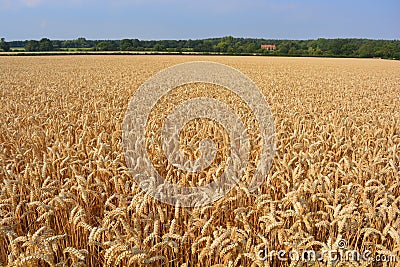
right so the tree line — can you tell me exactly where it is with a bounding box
[1,36,399,59]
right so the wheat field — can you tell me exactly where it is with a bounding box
[0,55,399,266]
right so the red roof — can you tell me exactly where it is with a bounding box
[261,44,276,49]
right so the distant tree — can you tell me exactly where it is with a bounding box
[5,37,399,58]
[131,39,140,48]
[95,41,116,51]
[96,41,108,51]
[76,37,89,48]
[153,43,165,51]
[378,43,396,58]
[358,43,375,58]
[227,46,234,54]
[25,40,40,51]
[307,46,314,55]
[222,36,234,44]
[39,38,53,51]
[276,41,290,54]
[215,36,234,53]
[202,40,213,52]
[288,47,297,55]
[120,39,133,51]
[216,41,227,52]
[0,38,10,52]
[314,46,323,56]
[341,43,357,56]
[245,42,257,53]
[52,40,62,50]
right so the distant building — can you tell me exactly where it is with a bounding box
[261,44,276,50]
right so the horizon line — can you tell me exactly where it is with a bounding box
[6,36,400,42]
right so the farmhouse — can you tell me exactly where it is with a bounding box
[261,44,276,50]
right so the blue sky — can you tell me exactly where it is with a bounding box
[0,0,399,40]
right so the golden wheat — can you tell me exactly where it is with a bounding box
[0,55,399,266]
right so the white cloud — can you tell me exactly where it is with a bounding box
[23,0,43,7]
[0,0,297,11]
[0,0,43,9]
